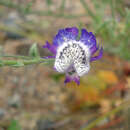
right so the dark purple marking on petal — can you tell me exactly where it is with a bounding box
[90,47,103,62]
[64,74,80,85]
[74,77,80,85]
[64,76,71,84]
[43,41,56,54]
[65,27,79,38]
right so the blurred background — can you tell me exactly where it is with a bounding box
[0,0,130,130]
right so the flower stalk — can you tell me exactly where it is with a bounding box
[0,58,54,67]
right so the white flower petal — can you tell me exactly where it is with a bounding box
[54,40,91,76]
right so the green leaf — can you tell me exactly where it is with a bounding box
[7,120,21,130]
[29,43,40,57]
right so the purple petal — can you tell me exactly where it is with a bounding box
[80,28,89,41]
[53,27,79,46]
[64,75,80,85]
[43,41,56,54]
[64,76,71,84]
[90,43,99,55]
[53,29,65,46]
[90,47,103,62]
[73,77,80,85]
[65,27,79,39]
[80,29,96,48]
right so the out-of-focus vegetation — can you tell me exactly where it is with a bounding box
[7,120,21,130]
[0,0,129,60]
[0,0,130,130]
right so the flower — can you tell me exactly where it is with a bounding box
[43,27,103,85]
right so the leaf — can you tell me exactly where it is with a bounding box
[7,120,21,130]
[29,43,40,57]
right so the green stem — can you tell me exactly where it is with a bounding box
[0,55,31,59]
[110,0,116,27]
[80,0,98,22]
[59,0,66,14]
[0,23,44,42]
[110,0,115,20]
[2,60,18,66]
[0,58,54,67]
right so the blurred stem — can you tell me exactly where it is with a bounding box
[0,55,31,59]
[2,59,40,66]
[0,57,54,67]
[77,23,83,40]
[59,0,66,14]
[0,0,86,19]
[110,0,116,24]
[80,0,99,22]
[0,23,44,43]
[82,100,130,130]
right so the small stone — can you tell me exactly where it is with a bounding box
[36,119,55,130]
[0,108,6,119]
[4,12,24,39]
[8,94,21,108]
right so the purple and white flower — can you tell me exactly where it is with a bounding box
[43,27,103,85]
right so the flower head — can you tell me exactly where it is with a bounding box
[43,27,103,85]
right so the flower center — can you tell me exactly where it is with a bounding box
[54,40,90,76]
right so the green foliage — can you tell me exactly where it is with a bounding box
[0,1,129,129]
[46,0,52,6]
[29,43,40,58]
[24,0,35,13]
[7,120,21,130]
[90,0,130,60]
[0,0,129,60]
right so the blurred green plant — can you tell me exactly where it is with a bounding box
[7,120,21,130]
[0,0,129,130]
[80,0,130,60]
[0,0,129,60]
[46,0,52,6]
[0,0,86,18]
